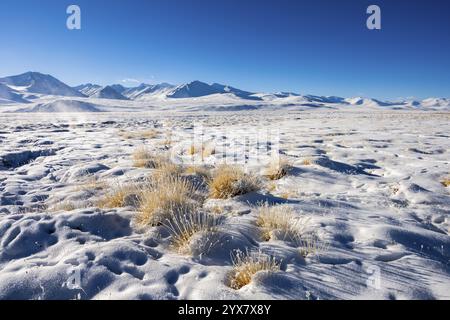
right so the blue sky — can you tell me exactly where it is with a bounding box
[0,0,449,99]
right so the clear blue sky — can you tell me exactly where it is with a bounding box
[0,0,449,99]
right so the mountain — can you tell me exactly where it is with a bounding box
[110,84,127,94]
[304,95,346,104]
[210,83,260,100]
[421,98,449,108]
[0,72,85,97]
[124,83,175,100]
[0,83,30,104]
[74,84,129,100]
[166,81,223,98]
[73,83,102,96]
[90,86,129,100]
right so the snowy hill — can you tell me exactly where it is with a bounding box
[0,72,85,97]
[0,83,30,104]
[15,100,102,112]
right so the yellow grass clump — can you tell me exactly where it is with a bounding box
[228,251,281,290]
[164,210,223,255]
[208,165,260,199]
[184,165,212,180]
[136,175,199,226]
[132,147,168,169]
[256,203,307,241]
[263,158,292,180]
[441,178,450,187]
[97,182,139,208]
[120,129,159,140]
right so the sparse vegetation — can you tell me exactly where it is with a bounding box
[295,233,330,259]
[184,165,212,180]
[164,210,223,255]
[97,182,139,208]
[208,165,260,199]
[228,250,281,290]
[263,158,292,180]
[136,175,200,226]
[256,203,308,241]
[301,159,312,166]
[119,129,159,140]
[441,178,450,187]
[132,147,167,169]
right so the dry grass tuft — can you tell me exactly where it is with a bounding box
[184,165,212,180]
[301,159,312,166]
[120,129,159,140]
[441,178,450,187]
[187,143,215,159]
[132,147,168,169]
[74,177,106,192]
[256,203,308,241]
[295,233,330,258]
[208,165,260,199]
[136,175,199,226]
[97,182,139,208]
[228,250,281,290]
[263,158,292,180]
[164,210,223,255]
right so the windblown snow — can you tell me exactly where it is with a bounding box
[0,72,449,300]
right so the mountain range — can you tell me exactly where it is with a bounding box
[0,72,448,111]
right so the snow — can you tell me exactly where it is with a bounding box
[0,72,85,98]
[0,72,449,300]
[0,109,449,300]
[13,100,102,113]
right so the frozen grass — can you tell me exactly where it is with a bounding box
[228,250,281,290]
[208,165,260,199]
[263,158,292,180]
[295,233,330,258]
[184,165,212,180]
[74,177,106,192]
[132,147,167,169]
[441,178,450,187]
[256,203,308,241]
[136,175,199,226]
[188,143,215,160]
[164,210,223,255]
[49,201,78,212]
[119,129,159,140]
[97,182,139,208]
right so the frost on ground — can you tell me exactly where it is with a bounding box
[0,110,449,300]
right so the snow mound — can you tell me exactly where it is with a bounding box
[16,100,102,113]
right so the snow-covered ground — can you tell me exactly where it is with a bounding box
[0,109,449,300]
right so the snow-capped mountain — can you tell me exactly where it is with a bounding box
[166,81,223,98]
[110,84,127,94]
[0,83,30,104]
[74,84,129,100]
[124,83,175,100]
[0,72,85,97]
[73,83,102,96]
[1,72,449,112]
[90,86,129,100]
